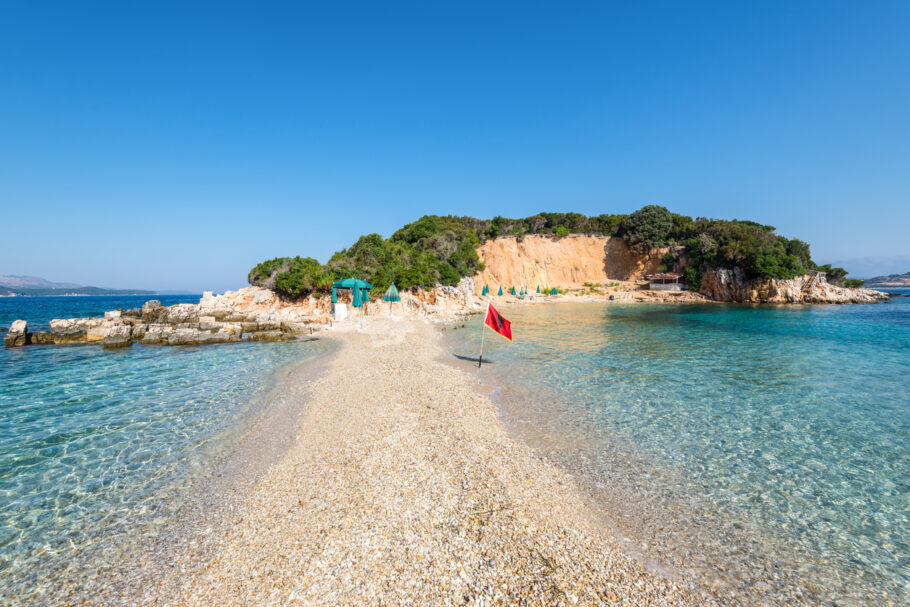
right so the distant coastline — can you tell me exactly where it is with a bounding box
[862,271,910,288]
[0,287,157,297]
[0,274,162,298]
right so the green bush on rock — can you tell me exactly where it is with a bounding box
[248,207,864,300]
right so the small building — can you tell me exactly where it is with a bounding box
[646,273,686,291]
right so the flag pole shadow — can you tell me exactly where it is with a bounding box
[451,353,494,364]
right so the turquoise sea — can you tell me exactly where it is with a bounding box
[448,292,909,605]
[0,295,328,601]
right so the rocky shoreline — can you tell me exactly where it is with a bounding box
[1,279,484,348]
[3,271,890,348]
[699,268,889,304]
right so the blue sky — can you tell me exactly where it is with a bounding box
[1,1,908,291]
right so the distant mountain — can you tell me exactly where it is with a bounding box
[0,275,155,297]
[863,272,910,288]
[0,275,83,289]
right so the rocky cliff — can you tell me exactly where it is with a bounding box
[699,268,889,304]
[472,234,889,304]
[473,234,661,293]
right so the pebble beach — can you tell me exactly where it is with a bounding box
[150,317,718,606]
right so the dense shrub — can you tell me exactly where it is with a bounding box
[683,266,702,290]
[620,205,674,252]
[683,219,806,280]
[273,257,326,299]
[248,206,862,300]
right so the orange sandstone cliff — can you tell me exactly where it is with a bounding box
[473,234,661,293]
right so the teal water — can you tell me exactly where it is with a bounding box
[448,294,909,605]
[0,296,327,600]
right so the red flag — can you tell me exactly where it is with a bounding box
[484,303,513,342]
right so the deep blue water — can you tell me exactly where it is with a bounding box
[449,292,909,605]
[0,295,326,598]
[0,294,200,331]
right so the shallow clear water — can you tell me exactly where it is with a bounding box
[0,295,327,599]
[448,294,909,605]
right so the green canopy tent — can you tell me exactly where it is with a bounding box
[382,283,401,314]
[332,278,373,327]
[332,277,372,308]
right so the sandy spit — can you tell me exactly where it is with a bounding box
[167,317,721,606]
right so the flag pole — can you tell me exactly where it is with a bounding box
[478,301,490,368]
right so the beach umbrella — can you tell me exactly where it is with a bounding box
[383,283,401,302]
[550,287,558,295]
[497,286,503,296]
[536,285,540,293]
[352,285,363,307]
[362,287,370,302]
[510,286,516,295]
[331,287,338,303]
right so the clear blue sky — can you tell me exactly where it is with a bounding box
[1,1,908,291]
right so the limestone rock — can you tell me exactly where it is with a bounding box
[3,320,29,347]
[50,318,104,343]
[103,325,132,348]
[699,268,890,304]
[242,330,292,342]
[167,328,241,346]
[139,324,174,344]
[141,300,163,322]
[131,324,148,340]
[31,332,55,345]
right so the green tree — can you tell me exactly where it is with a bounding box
[620,205,674,251]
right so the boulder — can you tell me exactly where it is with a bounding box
[141,300,164,322]
[198,316,220,331]
[87,321,124,342]
[104,310,122,320]
[139,324,174,344]
[162,304,199,324]
[50,318,104,343]
[121,307,142,318]
[280,321,310,334]
[103,325,132,348]
[31,332,55,345]
[3,320,29,347]
[242,330,293,342]
[168,328,241,345]
[253,289,274,305]
[131,323,148,340]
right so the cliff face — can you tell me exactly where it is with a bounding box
[472,235,889,304]
[699,268,889,304]
[473,234,660,293]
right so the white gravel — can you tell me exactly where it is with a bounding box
[168,318,722,606]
